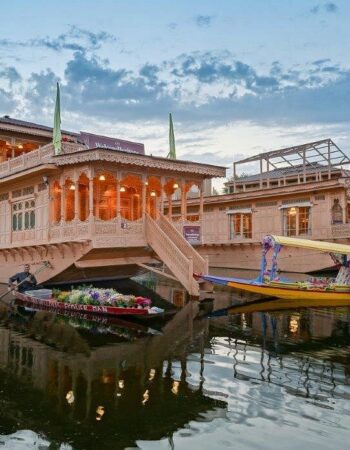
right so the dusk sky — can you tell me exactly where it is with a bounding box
[0,0,349,183]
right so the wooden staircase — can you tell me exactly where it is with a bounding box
[144,213,208,296]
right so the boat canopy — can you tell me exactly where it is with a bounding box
[266,235,350,255]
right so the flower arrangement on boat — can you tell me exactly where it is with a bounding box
[52,287,152,309]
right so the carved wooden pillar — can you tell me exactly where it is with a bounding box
[74,179,79,220]
[88,178,94,219]
[181,180,187,221]
[142,176,147,218]
[60,178,65,222]
[116,179,121,218]
[160,176,165,215]
[11,137,16,159]
[199,182,204,222]
[95,179,100,219]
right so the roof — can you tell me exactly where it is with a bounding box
[53,146,226,178]
[232,139,350,183]
[235,139,339,164]
[229,163,346,184]
[268,235,350,254]
[0,115,78,136]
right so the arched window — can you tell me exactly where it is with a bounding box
[52,181,61,223]
[78,173,89,221]
[146,176,161,219]
[120,174,142,221]
[64,179,75,222]
[93,173,117,220]
[185,181,200,221]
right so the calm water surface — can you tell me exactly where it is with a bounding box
[0,272,349,450]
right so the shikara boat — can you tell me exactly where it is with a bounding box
[14,291,170,319]
[197,235,350,301]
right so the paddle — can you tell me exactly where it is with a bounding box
[0,261,53,304]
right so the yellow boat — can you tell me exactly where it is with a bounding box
[198,235,350,301]
[226,297,350,315]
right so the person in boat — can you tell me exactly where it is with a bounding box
[8,264,38,293]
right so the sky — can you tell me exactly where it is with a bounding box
[0,0,349,187]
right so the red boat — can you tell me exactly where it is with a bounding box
[14,291,169,319]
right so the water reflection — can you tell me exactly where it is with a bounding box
[0,275,349,449]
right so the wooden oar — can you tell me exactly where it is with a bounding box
[0,261,52,304]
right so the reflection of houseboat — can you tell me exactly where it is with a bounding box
[0,302,227,448]
[0,116,225,295]
[169,139,350,273]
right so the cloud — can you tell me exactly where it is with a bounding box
[59,52,172,121]
[312,58,331,66]
[310,2,338,14]
[0,88,17,114]
[0,26,116,53]
[168,22,178,30]
[194,15,213,27]
[12,50,350,130]
[0,66,21,84]
[325,2,338,12]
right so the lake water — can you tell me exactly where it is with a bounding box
[0,272,349,450]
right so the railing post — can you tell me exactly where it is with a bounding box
[204,255,209,274]
[188,256,193,293]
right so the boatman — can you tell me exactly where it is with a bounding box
[8,264,38,293]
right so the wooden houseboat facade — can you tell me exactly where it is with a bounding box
[169,139,350,273]
[0,116,225,295]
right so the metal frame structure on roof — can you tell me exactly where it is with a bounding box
[231,139,350,191]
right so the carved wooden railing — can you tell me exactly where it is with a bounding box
[49,217,146,247]
[0,142,88,179]
[145,214,199,296]
[0,143,55,179]
[158,214,208,275]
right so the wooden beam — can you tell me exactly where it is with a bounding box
[137,263,179,281]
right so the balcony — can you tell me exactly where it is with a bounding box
[0,143,85,179]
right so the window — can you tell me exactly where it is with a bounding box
[283,207,310,236]
[229,213,252,239]
[12,199,35,231]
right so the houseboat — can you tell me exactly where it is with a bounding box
[168,139,350,273]
[0,116,225,295]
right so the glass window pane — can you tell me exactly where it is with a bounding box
[299,207,310,235]
[24,212,29,229]
[233,214,241,235]
[12,214,17,231]
[286,208,297,236]
[30,211,35,229]
[18,213,22,230]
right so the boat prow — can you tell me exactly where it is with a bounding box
[14,291,174,320]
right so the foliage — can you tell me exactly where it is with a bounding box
[52,287,152,308]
